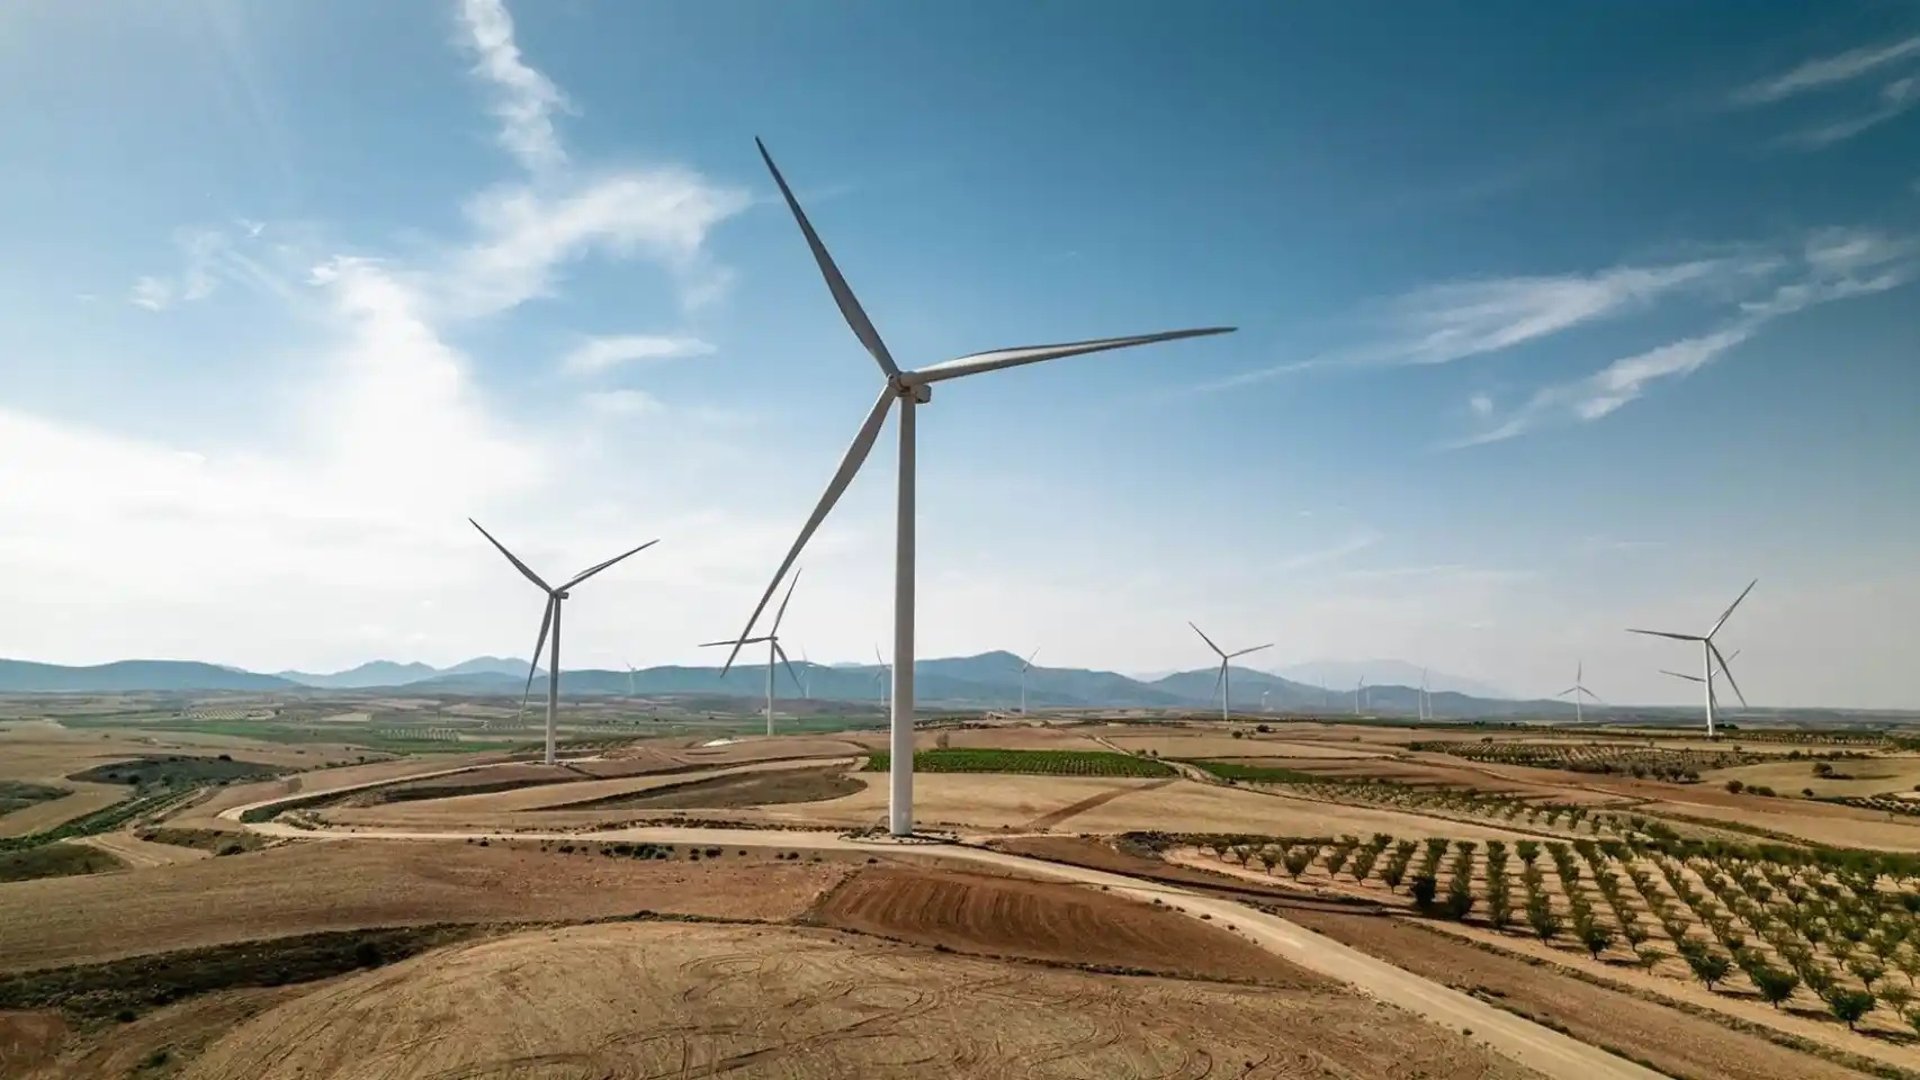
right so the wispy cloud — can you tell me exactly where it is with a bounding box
[457,0,569,173]
[1454,228,1918,447]
[583,388,664,417]
[1272,529,1382,573]
[1732,33,1920,105]
[562,334,715,376]
[1777,75,1920,150]
[1204,256,1760,391]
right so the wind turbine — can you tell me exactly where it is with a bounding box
[1419,669,1431,721]
[1018,649,1039,716]
[718,139,1236,836]
[1662,648,1739,703]
[872,647,891,713]
[1261,689,1271,713]
[1557,660,1603,724]
[469,519,657,765]
[1354,676,1366,716]
[1189,623,1272,722]
[701,570,805,736]
[1628,579,1754,738]
[625,662,636,698]
[798,646,812,699]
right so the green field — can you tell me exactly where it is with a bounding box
[0,789,186,852]
[68,753,290,788]
[0,843,126,883]
[863,748,1176,778]
[1183,759,1327,785]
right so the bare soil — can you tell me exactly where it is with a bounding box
[0,840,850,972]
[180,921,1537,1080]
[812,864,1323,986]
[559,764,864,811]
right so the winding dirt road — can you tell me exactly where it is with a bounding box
[222,767,1664,1079]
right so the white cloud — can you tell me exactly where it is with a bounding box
[1271,529,1382,573]
[1778,75,1920,149]
[1455,228,1918,446]
[1733,33,1920,105]
[448,171,750,315]
[457,0,569,173]
[562,334,715,376]
[1203,256,1759,390]
[1468,392,1494,417]
[583,388,664,417]
[128,276,175,311]
[127,226,300,312]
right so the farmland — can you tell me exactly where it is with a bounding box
[863,747,1177,777]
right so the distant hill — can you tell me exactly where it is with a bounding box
[1276,660,1510,701]
[0,659,297,693]
[0,650,1573,717]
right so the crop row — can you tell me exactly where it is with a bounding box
[862,748,1176,778]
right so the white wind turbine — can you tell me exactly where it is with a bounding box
[719,139,1235,836]
[1018,649,1040,716]
[1628,579,1754,739]
[871,647,891,713]
[625,662,636,697]
[1661,648,1739,706]
[1418,669,1431,721]
[1353,676,1366,715]
[1189,622,1272,722]
[798,646,812,699]
[469,519,657,765]
[1557,660,1603,723]
[701,569,805,737]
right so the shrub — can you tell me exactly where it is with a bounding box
[1824,988,1876,1031]
[1282,847,1315,880]
[1724,780,1744,794]
[1635,946,1665,971]
[1683,949,1731,991]
[1579,923,1615,960]
[1525,895,1560,941]
[1409,874,1438,912]
[1750,965,1800,1010]
[353,941,384,968]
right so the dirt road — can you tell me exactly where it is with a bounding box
[70,830,209,868]
[226,778,1662,1079]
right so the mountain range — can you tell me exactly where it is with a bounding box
[0,651,1573,717]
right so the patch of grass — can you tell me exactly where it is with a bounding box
[0,780,71,815]
[68,753,289,789]
[0,788,185,852]
[862,748,1175,778]
[0,843,127,882]
[1182,760,1328,785]
[0,924,481,1024]
[135,827,267,855]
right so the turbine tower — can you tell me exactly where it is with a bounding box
[1557,660,1603,724]
[719,139,1235,836]
[1628,579,1754,739]
[1353,677,1364,716]
[1188,622,1272,722]
[1418,668,1430,721]
[1019,649,1039,716]
[701,569,805,736]
[625,662,636,698]
[469,519,657,765]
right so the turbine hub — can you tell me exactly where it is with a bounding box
[893,376,931,403]
[554,590,570,601]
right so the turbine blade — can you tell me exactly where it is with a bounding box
[771,567,803,635]
[701,637,770,647]
[470,518,551,592]
[1660,669,1704,683]
[1213,661,1226,694]
[1229,643,1274,658]
[1579,687,1606,705]
[1558,687,1579,697]
[1020,648,1039,674]
[755,138,899,379]
[1188,621,1225,658]
[911,327,1236,385]
[561,538,659,591]
[1709,641,1748,708]
[520,598,554,719]
[774,641,803,692]
[1627,628,1704,642]
[721,388,895,675]
[1707,578,1758,639]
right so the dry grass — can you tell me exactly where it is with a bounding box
[0,840,850,973]
[181,921,1535,1080]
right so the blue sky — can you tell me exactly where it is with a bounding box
[1,1,1916,707]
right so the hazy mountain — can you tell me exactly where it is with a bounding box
[0,650,1570,717]
[276,660,439,689]
[1277,660,1510,701]
[0,659,297,693]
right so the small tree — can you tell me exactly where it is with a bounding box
[1724,779,1744,794]
[1824,988,1876,1032]
[1751,966,1800,1010]
[1878,982,1912,1014]
[1526,895,1561,942]
[1684,949,1732,992]
[1580,922,1616,960]
[1283,847,1315,880]
[1635,946,1666,972]
[1849,956,1885,990]
[1409,874,1439,912]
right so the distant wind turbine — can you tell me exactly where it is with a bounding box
[1354,676,1366,716]
[625,662,636,698]
[716,138,1236,837]
[1557,660,1603,724]
[798,646,812,699]
[1628,579,1755,739]
[701,569,805,736]
[469,519,657,765]
[872,646,891,713]
[1019,649,1039,716]
[1419,669,1431,721]
[1189,622,1272,722]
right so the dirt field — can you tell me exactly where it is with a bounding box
[181,921,1537,1080]
[571,764,864,810]
[1707,755,1920,798]
[0,840,851,972]
[1280,906,1870,1080]
[1103,733,1396,760]
[813,864,1319,985]
[71,830,211,869]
